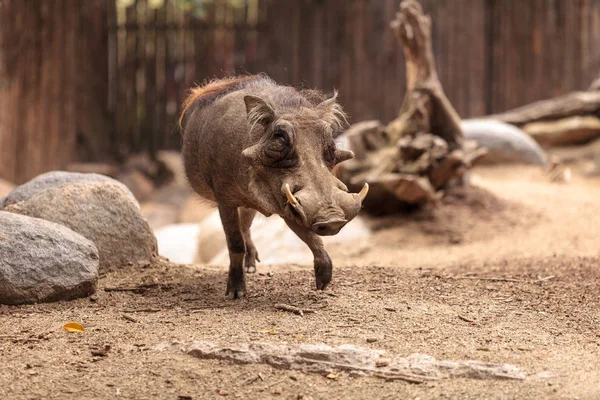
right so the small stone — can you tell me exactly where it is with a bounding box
[366,338,378,343]
[376,360,390,367]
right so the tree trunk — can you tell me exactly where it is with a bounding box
[0,0,111,184]
[387,0,463,149]
[336,0,486,212]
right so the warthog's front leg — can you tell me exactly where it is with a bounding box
[218,204,246,299]
[284,220,332,290]
[239,208,260,274]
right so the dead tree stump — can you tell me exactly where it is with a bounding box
[336,0,486,214]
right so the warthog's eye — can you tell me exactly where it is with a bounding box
[263,127,297,168]
[323,138,336,167]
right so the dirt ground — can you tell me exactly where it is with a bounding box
[1,165,599,400]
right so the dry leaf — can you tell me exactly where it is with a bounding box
[253,329,275,334]
[63,322,85,333]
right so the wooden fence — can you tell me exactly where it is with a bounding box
[110,0,600,154]
[2,0,599,183]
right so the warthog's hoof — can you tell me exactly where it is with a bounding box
[315,279,329,291]
[314,254,332,290]
[244,250,259,274]
[226,289,245,300]
[226,276,246,300]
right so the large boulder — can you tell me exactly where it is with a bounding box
[0,211,99,305]
[0,171,138,210]
[462,119,547,165]
[4,180,157,271]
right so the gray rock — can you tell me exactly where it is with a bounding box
[462,119,547,165]
[0,171,138,210]
[5,181,157,271]
[0,211,99,305]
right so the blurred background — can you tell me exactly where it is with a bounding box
[0,0,599,184]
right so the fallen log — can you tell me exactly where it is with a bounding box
[488,91,600,127]
[522,116,600,147]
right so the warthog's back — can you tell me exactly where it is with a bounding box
[180,75,272,202]
[180,75,326,204]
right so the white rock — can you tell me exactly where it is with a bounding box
[155,223,201,265]
[194,211,371,266]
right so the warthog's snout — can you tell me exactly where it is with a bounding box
[312,218,348,236]
[282,182,368,235]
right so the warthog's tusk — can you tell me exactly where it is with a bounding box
[359,183,369,201]
[284,183,299,205]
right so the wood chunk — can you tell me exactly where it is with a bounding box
[523,116,600,147]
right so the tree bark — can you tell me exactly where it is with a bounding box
[0,0,111,184]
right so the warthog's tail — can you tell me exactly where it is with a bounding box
[178,74,266,131]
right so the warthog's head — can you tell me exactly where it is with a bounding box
[242,92,368,236]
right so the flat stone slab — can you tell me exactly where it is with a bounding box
[157,341,525,383]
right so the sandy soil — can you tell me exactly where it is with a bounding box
[1,165,599,400]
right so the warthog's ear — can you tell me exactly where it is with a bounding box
[244,95,275,128]
[316,90,349,135]
[333,148,355,164]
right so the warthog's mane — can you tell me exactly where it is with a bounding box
[178,74,347,134]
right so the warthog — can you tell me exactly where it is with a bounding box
[180,74,368,298]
